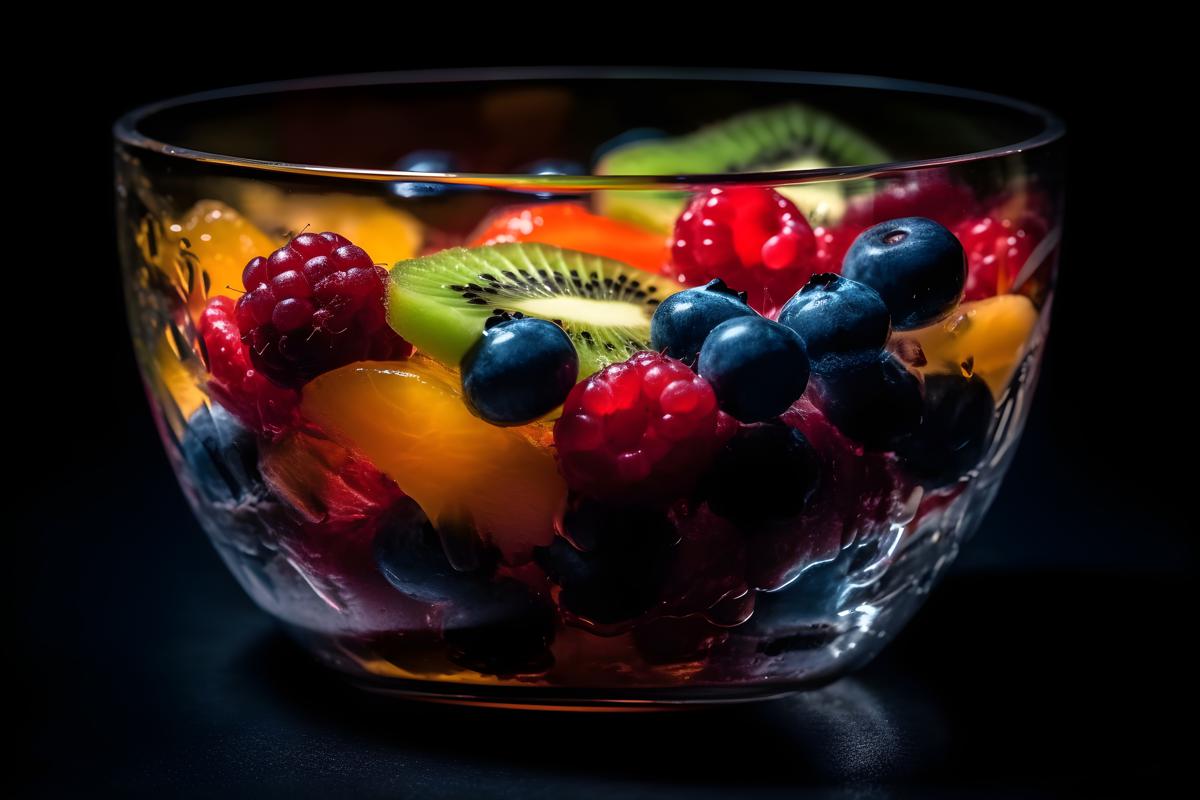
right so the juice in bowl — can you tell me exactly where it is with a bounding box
[115,70,1063,707]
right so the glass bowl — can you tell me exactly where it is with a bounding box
[114,69,1063,709]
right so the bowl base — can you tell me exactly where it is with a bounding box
[344,673,820,711]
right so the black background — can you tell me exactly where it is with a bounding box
[16,35,1194,798]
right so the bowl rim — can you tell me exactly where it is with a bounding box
[113,67,1065,190]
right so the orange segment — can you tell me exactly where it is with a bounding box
[902,295,1040,398]
[470,203,670,274]
[235,183,423,266]
[152,325,205,420]
[137,200,278,319]
[301,358,565,562]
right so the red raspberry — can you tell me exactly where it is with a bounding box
[955,209,1048,301]
[811,222,863,274]
[235,232,413,388]
[258,428,423,633]
[669,187,818,316]
[844,173,978,229]
[554,351,725,503]
[199,296,298,435]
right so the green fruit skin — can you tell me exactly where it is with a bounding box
[594,103,891,233]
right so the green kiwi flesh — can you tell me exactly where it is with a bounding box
[387,243,684,377]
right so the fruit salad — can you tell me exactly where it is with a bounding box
[122,97,1059,701]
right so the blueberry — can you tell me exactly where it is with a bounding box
[841,216,966,330]
[651,279,758,365]
[895,373,995,487]
[534,502,675,624]
[777,273,891,375]
[373,501,497,605]
[592,127,668,164]
[519,158,586,199]
[180,404,263,505]
[697,316,810,423]
[523,158,586,177]
[461,316,579,426]
[811,352,923,450]
[392,149,464,198]
[443,578,555,676]
[704,421,821,523]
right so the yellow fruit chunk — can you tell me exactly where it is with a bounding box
[301,358,565,562]
[137,200,278,318]
[235,184,423,266]
[153,325,204,420]
[903,294,1040,398]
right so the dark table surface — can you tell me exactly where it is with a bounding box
[20,388,1193,798]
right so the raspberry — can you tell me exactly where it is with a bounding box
[235,232,413,388]
[669,187,818,316]
[844,173,978,229]
[955,209,1048,301]
[553,351,724,503]
[198,296,297,435]
[258,429,422,633]
[811,223,862,274]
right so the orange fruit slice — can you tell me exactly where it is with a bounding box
[235,183,423,267]
[901,295,1040,398]
[470,203,670,274]
[301,358,565,562]
[137,200,278,319]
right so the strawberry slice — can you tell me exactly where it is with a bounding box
[470,203,670,273]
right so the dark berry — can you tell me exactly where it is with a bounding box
[697,316,810,423]
[180,404,264,505]
[650,278,758,365]
[198,296,298,435]
[841,217,967,330]
[524,158,586,176]
[522,159,587,199]
[443,578,555,676]
[704,421,821,523]
[179,404,281,563]
[461,317,579,426]
[809,352,923,451]
[784,397,912,538]
[669,187,818,315]
[554,351,723,503]
[895,373,995,486]
[777,273,891,375]
[592,127,667,163]
[392,150,464,198]
[535,502,676,624]
[235,233,412,388]
[373,503,497,605]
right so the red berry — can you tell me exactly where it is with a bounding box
[844,173,978,229]
[554,352,724,503]
[811,223,863,274]
[955,209,1048,301]
[259,428,424,633]
[235,232,413,388]
[669,187,818,316]
[198,296,298,435]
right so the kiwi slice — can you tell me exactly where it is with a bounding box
[595,103,891,232]
[388,243,683,377]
